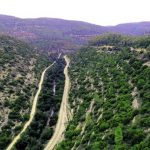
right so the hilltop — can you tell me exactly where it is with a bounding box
[0,15,107,52]
[0,15,150,52]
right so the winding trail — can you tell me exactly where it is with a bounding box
[44,55,71,150]
[6,61,56,150]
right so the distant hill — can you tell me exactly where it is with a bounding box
[0,15,107,52]
[0,15,150,52]
[111,22,150,35]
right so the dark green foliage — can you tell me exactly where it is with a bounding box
[115,125,123,149]
[57,42,150,149]
[90,34,150,50]
[90,33,134,47]
[1,33,150,149]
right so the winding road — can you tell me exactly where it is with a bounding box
[44,55,71,150]
[6,61,56,150]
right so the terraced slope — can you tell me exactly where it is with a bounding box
[57,45,150,149]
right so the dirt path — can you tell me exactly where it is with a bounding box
[131,87,140,109]
[143,61,150,67]
[44,55,71,150]
[6,61,56,150]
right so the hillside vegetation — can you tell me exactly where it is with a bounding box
[0,27,150,150]
[57,35,150,149]
[0,35,51,149]
[90,33,150,49]
[14,57,65,150]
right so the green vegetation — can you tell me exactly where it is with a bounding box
[0,35,50,150]
[90,33,150,53]
[0,32,150,150]
[57,35,150,149]
[115,126,123,149]
[14,58,65,150]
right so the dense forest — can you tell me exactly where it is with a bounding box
[57,35,150,149]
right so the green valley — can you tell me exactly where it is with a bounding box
[0,18,150,150]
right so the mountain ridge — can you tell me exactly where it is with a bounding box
[0,14,150,52]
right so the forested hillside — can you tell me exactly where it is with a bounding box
[0,35,52,149]
[0,15,150,52]
[57,35,150,149]
[14,58,65,150]
[0,24,150,150]
[0,15,107,52]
